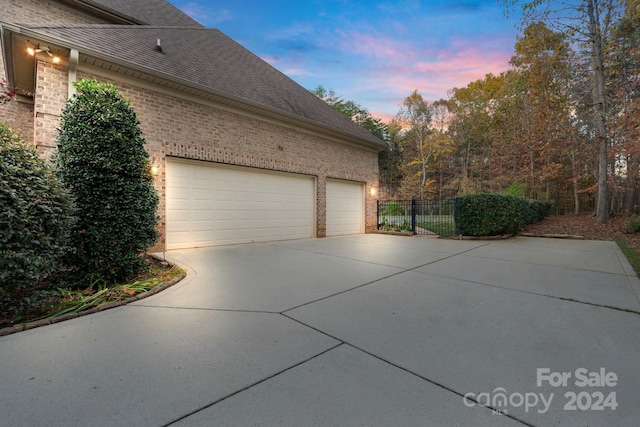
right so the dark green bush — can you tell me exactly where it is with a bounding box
[530,199,551,222]
[384,200,405,215]
[0,123,75,292]
[458,193,550,236]
[625,214,640,233]
[55,79,158,284]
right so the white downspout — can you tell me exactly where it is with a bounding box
[68,49,78,97]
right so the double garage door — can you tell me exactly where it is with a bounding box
[166,159,364,250]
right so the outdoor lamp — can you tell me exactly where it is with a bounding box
[27,46,61,63]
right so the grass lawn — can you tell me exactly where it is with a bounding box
[616,239,640,276]
[380,214,456,237]
[416,218,457,237]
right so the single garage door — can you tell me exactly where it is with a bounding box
[166,159,315,249]
[326,179,364,236]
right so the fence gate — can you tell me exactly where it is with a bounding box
[376,198,460,237]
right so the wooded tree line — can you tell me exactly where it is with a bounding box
[315,0,639,222]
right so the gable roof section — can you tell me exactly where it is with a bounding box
[14,24,385,148]
[60,0,202,27]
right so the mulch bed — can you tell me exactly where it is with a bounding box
[521,214,640,250]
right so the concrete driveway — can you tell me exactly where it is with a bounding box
[1,235,639,426]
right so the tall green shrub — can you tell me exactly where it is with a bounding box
[55,79,158,284]
[458,193,550,236]
[0,123,75,291]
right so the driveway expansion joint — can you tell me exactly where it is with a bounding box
[280,313,533,427]
[279,243,492,315]
[161,342,344,426]
[413,269,640,314]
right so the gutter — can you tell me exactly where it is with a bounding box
[1,22,386,152]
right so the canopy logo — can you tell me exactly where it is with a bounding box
[462,368,618,415]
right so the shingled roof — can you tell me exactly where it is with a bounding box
[66,0,202,27]
[15,24,384,147]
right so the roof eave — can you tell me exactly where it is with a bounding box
[57,0,148,25]
[2,23,386,151]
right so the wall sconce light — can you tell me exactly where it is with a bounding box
[150,164,160,176]
[27,46,60,63]
[370,187,378,197]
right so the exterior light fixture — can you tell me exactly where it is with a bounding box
[27,46,61,63]
[370,187,377,197]
[150,164,160,176]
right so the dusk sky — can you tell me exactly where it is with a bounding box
[167,1,521,121]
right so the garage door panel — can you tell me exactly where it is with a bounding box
[166,160,314,249]
[326,179,364,237]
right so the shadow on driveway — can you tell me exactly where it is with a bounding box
[1,235,639,426]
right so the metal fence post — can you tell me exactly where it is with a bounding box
[411,198,416,234]
[376,199,380,230]
[454,197,461,236]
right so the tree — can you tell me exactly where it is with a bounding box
[55,79,158,284]
[609,0,640,212]
[397,91,432,199]
[448,74,503,193]
[0,122,74,292]
[502,0,625,221]
[395,91,455,199]
[310,85,388,139]
[310,85,401,196]
[511,22,575,199]
[379,119,404,198]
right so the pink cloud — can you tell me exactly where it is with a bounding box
[335,29,417,62]
[347,45,514,121]
[260,26,515,122]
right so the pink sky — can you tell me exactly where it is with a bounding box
[171,0,521,122]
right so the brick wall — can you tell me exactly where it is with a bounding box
[75,71,379,250]
[0,37,34,143]
[0,0,107,145]
[34,60,69,157]
[0,0,381,251]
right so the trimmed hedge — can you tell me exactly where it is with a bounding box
[0,123,75,292]
[458,193,550,236]
[55,79,159,284]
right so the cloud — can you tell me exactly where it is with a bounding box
[268,21,316,40]
[335,29,416,62]
[415,49,512,80]
[443,1,483,13]
[321,40,514,120]
[180,3,232,25]
[260,55,318,78]
[271,30,514,120]
[176,0,519,122]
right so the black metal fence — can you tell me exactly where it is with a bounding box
[377,198,460,237]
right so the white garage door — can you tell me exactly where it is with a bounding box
[166,159,315,249]
[326,179,364,236]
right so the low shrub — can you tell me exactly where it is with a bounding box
[530,199,551,222]
[0,123,75,293]
[384,200,405,216]
[458,193,550,236]
[625,214,640,233]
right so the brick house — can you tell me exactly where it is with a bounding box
[0,0,385,251]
